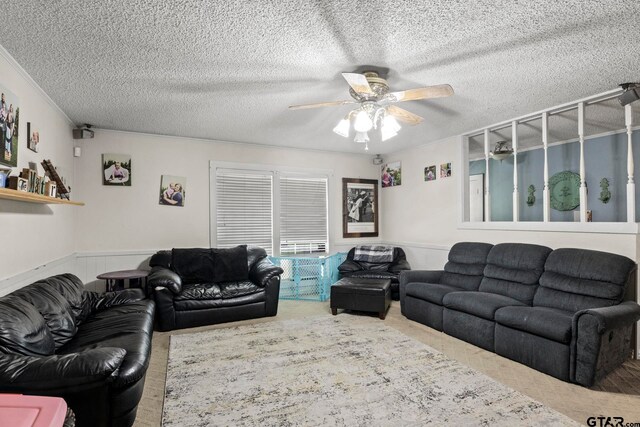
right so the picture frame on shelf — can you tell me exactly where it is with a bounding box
[342,178,378,238]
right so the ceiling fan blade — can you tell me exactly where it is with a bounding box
[342,72,374,95]
[289,99,357,110]
[387,105,424,125]
[387,84,454,103]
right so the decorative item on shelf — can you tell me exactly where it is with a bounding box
[0,82,20,167]
[289,70,454,150]
[381,161,401,188]
[527,185,536,207]
[159,175,186,207]
[489,140,513,161]
[41,159,71,200]
[586,210,593,222]
[549,171,580,211]
[440,162,452,178]
[599,178,611,204]
[0,167,11,187]
[8,176,28,191]
[424,165,436,182]
[342,178,378,238]
[46,181,57,198]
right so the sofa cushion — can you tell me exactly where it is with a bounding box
[443,291,525,321]
[175,280,262,301]
[441,242,493,291]
[174,291,266,311]
[41,274,92,325]
[495,306,574,344]
[13,283,77,350]
[478,243,552,304]
[58,300,154,388]
[176,283,222,301]
[534,248,636,312]
[0,296,56,356]
[405,282,463,305]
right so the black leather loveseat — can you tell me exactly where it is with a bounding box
[338,246,411,300]
[148,245,283,331]
[400,242,640,386]
[0,273,154,427]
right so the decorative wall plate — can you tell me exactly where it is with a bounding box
[549,171,580,211]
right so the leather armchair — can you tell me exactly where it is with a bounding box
[148,246,283,331]
[0,274,155,427]
[338,247,411,300]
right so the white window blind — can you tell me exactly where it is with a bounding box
[279,176,328,255]
[216,169,273,254]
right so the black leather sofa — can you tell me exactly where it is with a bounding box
[400,242,640,386]
[148,245,283,331]
[0,273,154,427]
[338,247,411,300]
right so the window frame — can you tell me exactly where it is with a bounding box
[210,161,333,255]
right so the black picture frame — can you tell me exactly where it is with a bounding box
[342,177,379,238]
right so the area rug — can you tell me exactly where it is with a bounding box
[163,315,578,426]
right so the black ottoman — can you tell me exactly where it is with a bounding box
[330,278,391,319]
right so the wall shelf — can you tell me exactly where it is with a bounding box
[0,188,84,206]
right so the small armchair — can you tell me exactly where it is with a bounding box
[148,245,283,331]
[338,247,411,300]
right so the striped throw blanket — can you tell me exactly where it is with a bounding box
[353,245,395,263]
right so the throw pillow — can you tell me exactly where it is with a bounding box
[212,245,248,282]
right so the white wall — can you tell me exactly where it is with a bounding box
[73,129,380,254]
[0,47,76,283]
[380,135,639,268]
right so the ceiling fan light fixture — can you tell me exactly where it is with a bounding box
[333,118,350,138]
[353,110,373,132]
[354,131,369,144]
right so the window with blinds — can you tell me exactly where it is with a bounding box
[279,176,328,255]
[216,170,273,254]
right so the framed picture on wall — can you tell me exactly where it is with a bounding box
[0,83,20,167]
[102,153,131,186]
[159,175,186,207]
[342,178,378,238]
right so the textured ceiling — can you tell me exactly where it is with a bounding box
[1,1,639,154]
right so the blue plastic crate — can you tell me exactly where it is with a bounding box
[270,252,347,301]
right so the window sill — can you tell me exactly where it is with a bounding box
[458,221,640,235]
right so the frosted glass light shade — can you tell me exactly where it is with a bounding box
[333,118,350,137]
[354,131,369,143]
[353,110,373,132]
[383,114,401,133]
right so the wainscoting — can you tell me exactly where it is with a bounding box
[0,242,452,297]
[0,250,156,295]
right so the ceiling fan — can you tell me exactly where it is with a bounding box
[289,71,454,149]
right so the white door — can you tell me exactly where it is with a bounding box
[469,174,484,222]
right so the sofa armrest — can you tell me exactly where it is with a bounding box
[399,270,444,315]
[338,259,362,273]
[572,301,640,386]
[0,348,125,391]
[575,301,640,333]
[148,266,182,294]
[389,259,411,274]
[399,270,443,287]
[249,258,284,288]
